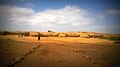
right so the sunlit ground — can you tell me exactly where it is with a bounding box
[0,35,120,67]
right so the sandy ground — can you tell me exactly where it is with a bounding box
[0,35,120,67]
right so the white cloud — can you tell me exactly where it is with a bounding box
[0,5,35,17]
[0,5,95,31]
[29,5,94,25]
[107,9,120,15]
[97,14,106,19]
[97,9,120,20]
[0,5,119,33]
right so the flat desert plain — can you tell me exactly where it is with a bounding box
[0,35,120,67]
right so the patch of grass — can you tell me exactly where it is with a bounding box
[114,41,120,44]
[108,37,120,40]
[100,37,120,44]
[108,37,120,44]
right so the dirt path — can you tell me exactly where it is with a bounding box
[15,42,94,67]
[15,40,120,67]
[0,36,120,67]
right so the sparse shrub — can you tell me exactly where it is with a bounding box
[48,30,53,32]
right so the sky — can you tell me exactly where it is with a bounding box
[0,0,120,34]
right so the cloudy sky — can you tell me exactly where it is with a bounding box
[0,0,120,33]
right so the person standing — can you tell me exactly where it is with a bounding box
[38,32,40,45]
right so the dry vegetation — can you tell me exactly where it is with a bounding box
[0,31,120,67]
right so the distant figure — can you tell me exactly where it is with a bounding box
[38,33,40,44]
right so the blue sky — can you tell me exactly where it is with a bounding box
[0,0,120,33]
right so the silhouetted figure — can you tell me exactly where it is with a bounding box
[38,33,40,45]
[38,33,40,46]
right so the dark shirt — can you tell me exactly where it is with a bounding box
[38,33,40,40]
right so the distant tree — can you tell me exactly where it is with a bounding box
[48,30,53,32]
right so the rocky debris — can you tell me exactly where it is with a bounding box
[1,31,120,38]
[58,33,66,37]
[77,51,100,67]
[40,32,51,37]
[64,46,101,67]
[86,56,92,60]
[85,55,90,59]
[79,33,90,38]
[65,32,79,37]
[50,32,59,37]
[102,34,111,38]
[57,43,101,67]
[88,33,103,38]
[7,44,40,67]
[8,55,25,67]
[29,32,39,37]
[71,48,80,53]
